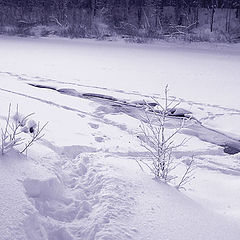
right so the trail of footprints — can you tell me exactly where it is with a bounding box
[23,151,137,240]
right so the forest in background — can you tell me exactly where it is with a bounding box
[0,0,240,42]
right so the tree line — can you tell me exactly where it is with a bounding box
[0,0,240,40]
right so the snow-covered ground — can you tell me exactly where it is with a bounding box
[0,36,240,240]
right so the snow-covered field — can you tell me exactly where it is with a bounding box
[0,36,240,240]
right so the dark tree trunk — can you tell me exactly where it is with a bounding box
[210,2,216,32]
[137,0,144,28]
[124,0,129,21]
[155,0,164,29]
[175,0,183,25]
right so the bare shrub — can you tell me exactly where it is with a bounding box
[0,104,47,156]
[137,86,194,188]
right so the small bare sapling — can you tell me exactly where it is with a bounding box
[137,85,194,188]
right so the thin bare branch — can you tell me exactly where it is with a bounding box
[177,157,195,190]
[21,122,48,154]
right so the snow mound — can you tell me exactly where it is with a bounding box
[23,178,63,200]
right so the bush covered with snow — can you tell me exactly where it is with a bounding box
[0,104,47,156]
